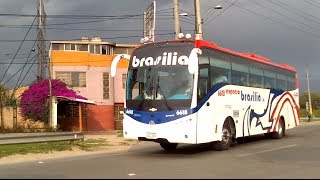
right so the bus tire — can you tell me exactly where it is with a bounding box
[264,133,271,139]
[160,143,178,151]
[212,123,232,151]
[271,119,285,139]
[236,137,246,144]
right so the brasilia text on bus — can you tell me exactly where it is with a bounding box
[240,91,262,102]
[131,52,190,67]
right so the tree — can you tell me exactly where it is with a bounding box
[20,79,87,122]
[300,92,320,110]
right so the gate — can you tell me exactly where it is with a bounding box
[114,103,124,130]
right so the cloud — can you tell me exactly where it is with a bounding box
[0,0,319,92]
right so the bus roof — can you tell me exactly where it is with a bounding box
[195,39,296,73]
[136,39,296,73]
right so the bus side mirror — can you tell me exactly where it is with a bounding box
[111,54,131,77]
[188,48,202,75]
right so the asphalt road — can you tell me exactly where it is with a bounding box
[0,121,319,179]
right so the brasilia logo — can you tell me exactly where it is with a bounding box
[241,91,262,102]
[131,52,190,67]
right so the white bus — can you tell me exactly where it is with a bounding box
[111,38,300,151]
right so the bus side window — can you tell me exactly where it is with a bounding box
[287,73,296,90]
[276,73,287,90]
[209,57,231,87]
[231,62,249,86]
[198,66,209,101]
[198,54,210,102]
[263,69,276,89]
[249,66,263,88]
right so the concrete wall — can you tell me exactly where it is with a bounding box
[0,107,41,129]
[0,107,14,128]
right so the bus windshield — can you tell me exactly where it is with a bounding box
[126,41,194,111]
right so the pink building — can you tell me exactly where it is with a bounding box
[50,37,136,131]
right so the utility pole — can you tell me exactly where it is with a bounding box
[0,93,3,128]
[48,46,53,127]
[306,63,313,121]
[174,0,180,39]
[194,0,202,40]
[37,0,47,80]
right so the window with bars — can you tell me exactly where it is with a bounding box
[65,43,76,51]
[102,45,113,55]
[103,72,110,99]
[52,43,64,50]
[56,72,86,87]
[76,44,88,51]
[66,103,86,119]
[90,44,101,54]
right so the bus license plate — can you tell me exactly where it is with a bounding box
[147,132,156,139]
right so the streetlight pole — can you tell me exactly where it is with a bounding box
[306,63,313,121]
[194,0,202,40]
[174,0,180,39]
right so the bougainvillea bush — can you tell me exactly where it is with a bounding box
[20,79,87,122]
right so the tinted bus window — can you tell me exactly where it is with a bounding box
[276,73,287,90]
[231,62,249,86]
[209,57,231,87]
[249,66,263,88]
[264,70,276,89]
[198,55,210,101]
[287,72,296,90]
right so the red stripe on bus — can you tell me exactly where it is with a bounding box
[269,92,299,132]
[272,98,298,132]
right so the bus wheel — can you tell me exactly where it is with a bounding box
[213,123,232,151]
[271,119,285,139]
[160,143,178,151]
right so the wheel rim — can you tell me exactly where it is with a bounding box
[222,128,231,144]
[278,122,283,136]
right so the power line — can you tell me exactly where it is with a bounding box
[308,0,320,8]
[248,0,320,34]
[0,32,174,42]
[1,54,37,87]
[232,3,320,40]
[0,13,144,19]
[273,0,320,28]
[11,55,38,98]
[0,14,37,85]
[203,0,238,26]
[13,35,38,93]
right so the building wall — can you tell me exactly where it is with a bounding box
[51,51,129,67]
[86,104,114,131]
[114,68,128,103]
[51,50,130,131]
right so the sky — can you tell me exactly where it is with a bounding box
[0,0,319,93]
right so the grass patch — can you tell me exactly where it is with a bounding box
[115,130,123,137]
[300,108,320,118]
[0,138,109,158]
[75,138,109,151]
[118,142,129,146]
[0,141,73,158]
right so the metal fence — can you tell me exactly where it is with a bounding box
[0,132,84,145]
